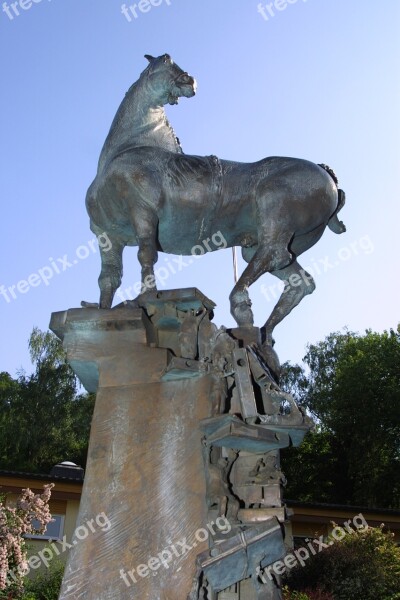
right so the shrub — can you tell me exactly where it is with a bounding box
[283,587,334,600]
[22,557,64,600]
[303,590,335,600]
[284,524,400,600]
[283,587,311,599]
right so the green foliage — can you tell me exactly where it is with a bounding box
[281,327,400,508]
[283,589,312,600]
[22,557,64,600]
[283,589,334,600]
[281,427,342,503]
[284,525,400,600]
[280,361,309,405]
[0,328,95,473]
[28,328,67,370]
[1,551,64,600]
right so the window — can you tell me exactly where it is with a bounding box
[25,514,65,541]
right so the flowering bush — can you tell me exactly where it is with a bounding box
[0,485,54,598]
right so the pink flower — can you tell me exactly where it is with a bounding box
[0,484,54,592]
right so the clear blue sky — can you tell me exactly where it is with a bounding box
[1,0,399,377]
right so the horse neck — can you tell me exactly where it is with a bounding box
[97,77,182,173]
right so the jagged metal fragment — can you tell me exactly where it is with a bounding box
[200,415,290,452]
[198,519,285,593]
[233,348,258,421]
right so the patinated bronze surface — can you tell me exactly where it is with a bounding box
[85,54,346,362]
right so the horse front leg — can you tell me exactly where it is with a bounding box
[130,208,159,293]
[96,232,124,309]
[138,238,158,292]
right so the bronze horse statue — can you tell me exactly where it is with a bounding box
[86,54,346,359]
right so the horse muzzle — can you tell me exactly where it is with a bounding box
[174,73,197,98]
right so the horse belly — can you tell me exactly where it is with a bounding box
[157,185,258,254]
[157,196,211,255]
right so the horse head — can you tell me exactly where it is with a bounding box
[144,53,197,106]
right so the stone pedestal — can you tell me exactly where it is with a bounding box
[50,303,213,599]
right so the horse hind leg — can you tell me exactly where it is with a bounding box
[229,241,293,327]
[257,260,315,380]
[262,260,316,346]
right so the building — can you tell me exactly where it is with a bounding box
[1,466,399,576]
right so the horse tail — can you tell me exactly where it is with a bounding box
[318,163,347,234]
[328,189,346,233]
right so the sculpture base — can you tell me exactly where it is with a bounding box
[51,305,213,599]
[50,289,311,599]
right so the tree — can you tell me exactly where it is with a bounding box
[281,327,400,508]
[279,427,341,504]
[0,328,95,473]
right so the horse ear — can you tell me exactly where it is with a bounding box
[144,54,155,63]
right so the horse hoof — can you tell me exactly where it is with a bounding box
[81,300,99,309]
[231,301,254,327]
[99,296,113,309]
[138,287,157,298]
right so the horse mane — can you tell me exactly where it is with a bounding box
[97,70,183,173]
[126,68,183,152]
[163,116,182,153]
